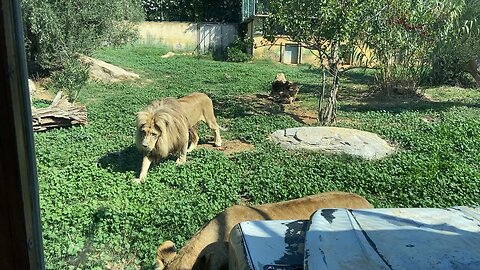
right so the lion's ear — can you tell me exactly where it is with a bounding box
[156,240,177,269]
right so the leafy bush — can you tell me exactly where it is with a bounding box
[226,38,253,62]
[367,0,465,93]
[142,0,241,23]
[49,58,89,102]
[21,0,143,73]
[429,0,480,87]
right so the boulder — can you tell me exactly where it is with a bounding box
[270,127,395,160]
[80,55,140,83]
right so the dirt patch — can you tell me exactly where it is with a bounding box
[31,78,56,101]
[283,103,318,125]
[34,88,55,101]
[224,94,319,125]
[197,139,255,156]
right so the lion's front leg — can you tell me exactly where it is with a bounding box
[135,155,153,183]
[176,140,188,165]
[213,128,222,147]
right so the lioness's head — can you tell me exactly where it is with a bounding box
[136,111,167,153]
[156,240,177,270]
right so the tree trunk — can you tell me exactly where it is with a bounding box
[32,92,87,131]
[320,66,339,125]
[319,42,339,125]
[318,69,326,122]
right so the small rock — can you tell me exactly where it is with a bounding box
[161,52,175,58]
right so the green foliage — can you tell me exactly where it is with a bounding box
[264,0,374,58]
[226,38,253,62]
[35,46,480,269]
[21,0,143,73]
[263,0,378,124]
[142,0,241,22]
[50,58,89,102]
[366,0,464,92]
[430,0,480,86]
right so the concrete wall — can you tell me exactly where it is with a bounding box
[138,21,197,50]
[252,36,321,65]
[137,21,238,55]
[246,18,374,67]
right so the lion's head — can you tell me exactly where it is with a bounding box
[156,240,177,270]
[135,99,189,161]
[275,72,286,82]
[136,110,162,153]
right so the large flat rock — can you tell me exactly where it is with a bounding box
[80,55,140,83]
[270,127,395,160]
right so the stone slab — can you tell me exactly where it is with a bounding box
[270,127,395,160]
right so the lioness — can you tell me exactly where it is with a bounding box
[156,191,373,270]
[135,92,222,182]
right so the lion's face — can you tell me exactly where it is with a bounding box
[139,125,161,153]
[136,111,164,153]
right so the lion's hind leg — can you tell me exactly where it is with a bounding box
[204,114,222,147]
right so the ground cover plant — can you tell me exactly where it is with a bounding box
[34,45,480,269]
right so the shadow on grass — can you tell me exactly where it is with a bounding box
[98,145,179,175]
[341,89,480,113]
[212,94,315,125]
[67,206,157,270]
[98,145,142,174]
[300,67,377,84]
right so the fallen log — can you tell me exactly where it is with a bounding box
[32,91,87,131]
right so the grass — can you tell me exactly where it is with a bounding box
[34,44,480,269]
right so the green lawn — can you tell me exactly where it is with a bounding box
[34,45,480,269]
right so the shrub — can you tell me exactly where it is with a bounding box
[366,0,465,93]
[21,0,143,74]
[49,58,89,102]
[226,38,253,62]
[429,0,480,87]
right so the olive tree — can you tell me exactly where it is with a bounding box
[264,0,376,124]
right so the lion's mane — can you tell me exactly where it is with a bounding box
[136,98,189,161]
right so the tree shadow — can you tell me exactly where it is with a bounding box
[212,94,316,125]
[68,207,157,270]
[341,90,480,113]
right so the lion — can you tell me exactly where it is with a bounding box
[135,92,222,183]
[156,191,373,270]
